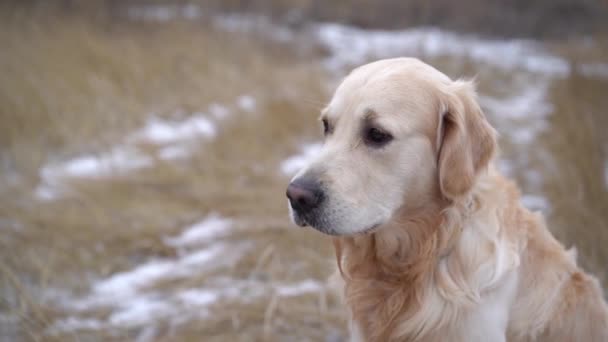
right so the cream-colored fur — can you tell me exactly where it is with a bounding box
[289,58,608,341]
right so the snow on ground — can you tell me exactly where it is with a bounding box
[35,96,256,201]
[579,62,608,79]
[480,78,554,212]
[275,279,323,297]
[126,4,202,22]
[35,146,155,200]
[164,214,232,247]
[280,143,323,176]
[47,214,325,335]
[236,95,257,113]
[521,194,550,212]
[480,79,553,146]
[316,23,570,76]
[130,114,216,144]
[208,103,231,120]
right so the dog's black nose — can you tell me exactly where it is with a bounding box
[286,178,324,214]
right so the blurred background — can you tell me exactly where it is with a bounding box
[1,1,607,341]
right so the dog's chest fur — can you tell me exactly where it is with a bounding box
[336,172,526,341]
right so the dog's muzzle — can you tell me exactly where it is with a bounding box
[286,176,325,226]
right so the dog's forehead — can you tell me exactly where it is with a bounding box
[325,60,447,132]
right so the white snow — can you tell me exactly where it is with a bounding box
[521,194,550,212]
[108,296,175,327]
[496,159,514,177]
[579,63,608,79]
[480,84,552,121]
[49,216,255,331]
[480,80,553,145]
[176,289,221,307]
[41,148,152,180]
[208,103,231,120]
[280,143,323,176]
[275,280,323,297]
[35,111,221,201]
[46,213,325,333]
[83,244,233,309]
[165,214,232,247]
[35,147,154,200]
[236,95,257,112]
[131,115,216,144]
[57,215,241,311]
[126,4,202,22]
[316,23,570,76]
[158,144,191,160]
[48,317,104,332]
[35,186,61,201]
[91,260,178,299]
[50,275,325,332]
[180,244,231,266]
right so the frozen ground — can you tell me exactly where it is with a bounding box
[46,214,324,336]
[35,97,257,201]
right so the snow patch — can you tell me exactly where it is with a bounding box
[480,80,553,145]
[108,296,175,327]
[131,115,216,144]
[280,143,323,176]
[236,95,257,112]
[579,63,608,79]
[165,214,232,247]
[316,23,570,76]
[41,148,152,180]
[35,111,221,201]
[275,280,322,297]
[126,4,202,22]
[208,103,231,120]
[48,317,104,332]
[480,83,552,121]
[521,194,550,212]
[54,246,251,329]
[91,261,178,300]
[47,209,325,332]
[158,145,191,160]
[176,289,221,307]
[496,159,514,177]
[35,147,154,199]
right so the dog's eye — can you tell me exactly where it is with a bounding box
[365,127,393,147]
[322,118,331,136]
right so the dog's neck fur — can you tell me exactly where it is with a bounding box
[334,169,522,341]
[333,204,453,341]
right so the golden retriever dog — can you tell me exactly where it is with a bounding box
[286,58,608,341]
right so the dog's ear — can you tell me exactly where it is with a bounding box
[437,80,496,199]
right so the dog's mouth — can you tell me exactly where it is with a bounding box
[291,211,309,227]
[295,212,382,236]
[359,222,382,235]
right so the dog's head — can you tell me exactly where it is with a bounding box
[286,58,496,235]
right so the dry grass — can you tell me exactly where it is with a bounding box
[541,74,608,282]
